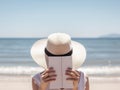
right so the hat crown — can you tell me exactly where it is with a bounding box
[46,33,71,55]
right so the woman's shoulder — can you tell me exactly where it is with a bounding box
[77,70,88,77]
[32,71,43,87]
[32,72,41,79]
[77,70,89,84]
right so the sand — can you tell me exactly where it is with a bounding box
[0,75,120,90]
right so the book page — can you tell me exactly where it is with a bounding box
[62,56,73,88]
[48,57,62,89]
[48,56,73,89]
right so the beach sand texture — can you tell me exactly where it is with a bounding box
[0,75,120,90]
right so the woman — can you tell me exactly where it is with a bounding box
[31,33,89,90]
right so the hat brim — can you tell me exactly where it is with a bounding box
[31,39,86,69]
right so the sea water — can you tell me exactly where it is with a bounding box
[0,38,120,76]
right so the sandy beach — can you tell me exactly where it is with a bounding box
[0,75,120,90]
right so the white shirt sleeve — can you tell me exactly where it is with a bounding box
[32,73,41,87]
[78,71,86,90]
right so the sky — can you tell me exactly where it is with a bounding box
[0,0,120,38]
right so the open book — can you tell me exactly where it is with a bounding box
[48,56,73,89]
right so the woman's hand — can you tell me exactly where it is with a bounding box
[40,67,57,90]
[65,67,80,90]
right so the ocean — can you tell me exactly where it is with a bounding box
[0,38,120,77]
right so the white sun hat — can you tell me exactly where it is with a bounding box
[31,33,86,69]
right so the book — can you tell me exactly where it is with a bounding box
[48,56,73,89]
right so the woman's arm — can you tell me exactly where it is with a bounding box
[32,78,45,90]
[32,78,39,90]
[85,76,89,90]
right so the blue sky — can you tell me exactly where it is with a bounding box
[0,0,120,37]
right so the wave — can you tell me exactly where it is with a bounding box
[78,66,120,76]
[0,66,44,76]
[0,66,120,76]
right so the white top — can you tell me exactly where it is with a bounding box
[32,71,86,90]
